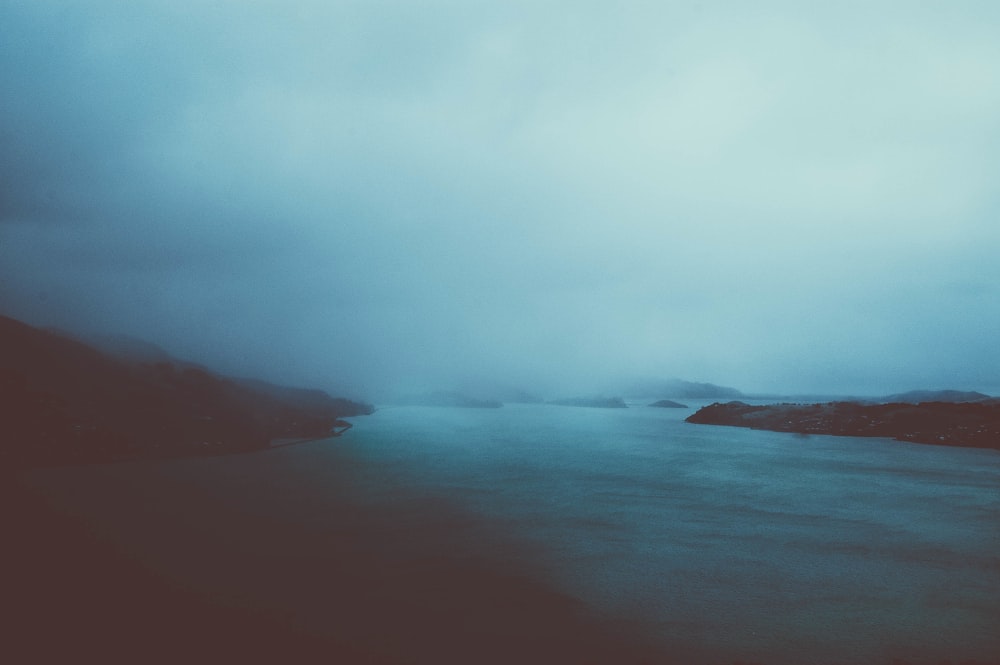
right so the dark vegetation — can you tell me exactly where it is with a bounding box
[0,314,373,467]
[649,399,688,408]
[687,400,1000,449]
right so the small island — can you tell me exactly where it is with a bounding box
[686,400,1000,450]
[649,400,688,408]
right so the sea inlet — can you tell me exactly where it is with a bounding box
[11,401,1000,664]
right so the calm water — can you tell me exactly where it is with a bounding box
[28,402,1000,664]
[336,402,1000,664]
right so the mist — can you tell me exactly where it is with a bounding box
[2,1,999,399]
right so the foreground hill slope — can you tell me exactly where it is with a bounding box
[687,400,1000,449]
[0,315,372,466]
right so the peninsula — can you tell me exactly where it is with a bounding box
[686,400,1000,450]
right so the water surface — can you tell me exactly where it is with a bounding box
[340,402,1000,664]
[26,402,1000,664]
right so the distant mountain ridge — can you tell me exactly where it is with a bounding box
[385,378,741,408]
[879,389,993,404]
[56,330,184,366]
[623,378,743,399]
[1,314,372,466]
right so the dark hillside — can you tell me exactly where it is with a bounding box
[0,315,372,466]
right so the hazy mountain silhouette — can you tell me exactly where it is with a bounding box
[622,378,743,399]
[880,389,993,404]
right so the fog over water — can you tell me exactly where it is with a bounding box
[2,1,999,398]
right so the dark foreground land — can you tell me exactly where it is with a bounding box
[0,314,372,466]
[687,400,1000,449]
[3,466,668,665]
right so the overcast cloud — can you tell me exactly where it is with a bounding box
[2,1,999,398]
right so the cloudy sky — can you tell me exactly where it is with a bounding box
[2,1,999,398]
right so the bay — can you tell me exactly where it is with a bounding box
[22,401,1000,664]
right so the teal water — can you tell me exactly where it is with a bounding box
[331,402,1000,664]
[26,402,1000,664]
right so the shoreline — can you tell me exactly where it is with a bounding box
[268,419,353,449]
